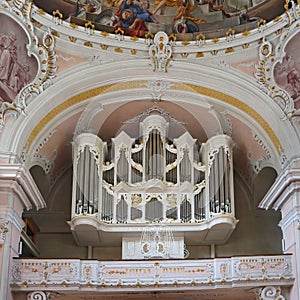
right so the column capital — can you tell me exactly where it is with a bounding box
[0,164,46,211]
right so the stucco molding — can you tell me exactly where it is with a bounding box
[2,61,289,159]
[255,15,300,120]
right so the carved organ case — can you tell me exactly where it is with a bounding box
[69,115,237,259]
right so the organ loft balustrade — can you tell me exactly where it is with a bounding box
[68,114,238,259]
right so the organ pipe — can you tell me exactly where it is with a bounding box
[72,117,234,226]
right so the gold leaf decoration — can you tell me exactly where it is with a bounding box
[114,47,123,53]
[225,47,234,53]
[84,41,93,47]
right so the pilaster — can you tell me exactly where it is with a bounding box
[259,158,300,300]
[0,164,46,300]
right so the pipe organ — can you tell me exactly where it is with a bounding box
[70,115,237,259]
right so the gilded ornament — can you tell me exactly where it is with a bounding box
[225,47,234,53]
[114,47,123,53]
[51,31,60,37]
[33,21,42,28]
[69,36,77,42]
[196,32,206,44]
[37,8,45,15]
[85,21,95,31]
[145,32,154,39]
[212,38,219,43]
[61,280,67,286]
[226,28,235,39]
[100,44,108,50]
[274,16,282,22]
[70,23,78,29]
[131,49,137,55]
[130,36,139,41]
[168,34,177,44]
[242,30,251,36]
[115,27,124,36]
[196,52,204,57]
[181,41,190,46]
[52,9,63,20]
[84,41,93,47]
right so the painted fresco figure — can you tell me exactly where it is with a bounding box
[0,33,16,84]
[117,0,155,36]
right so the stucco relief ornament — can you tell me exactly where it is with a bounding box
[257,286,285,300]
[27,291,58,300]
[0,2,56,128]
[0,221,9,245]
[255,1,300,120]
[149,31,172,72]
[147,80,172,102]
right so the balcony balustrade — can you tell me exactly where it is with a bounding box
[11,255,294,295]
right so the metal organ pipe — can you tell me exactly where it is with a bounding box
[205,135,234,215]
[72,124,234,228]
[72,133,104,218]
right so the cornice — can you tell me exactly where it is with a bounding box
[28,2,294,58]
